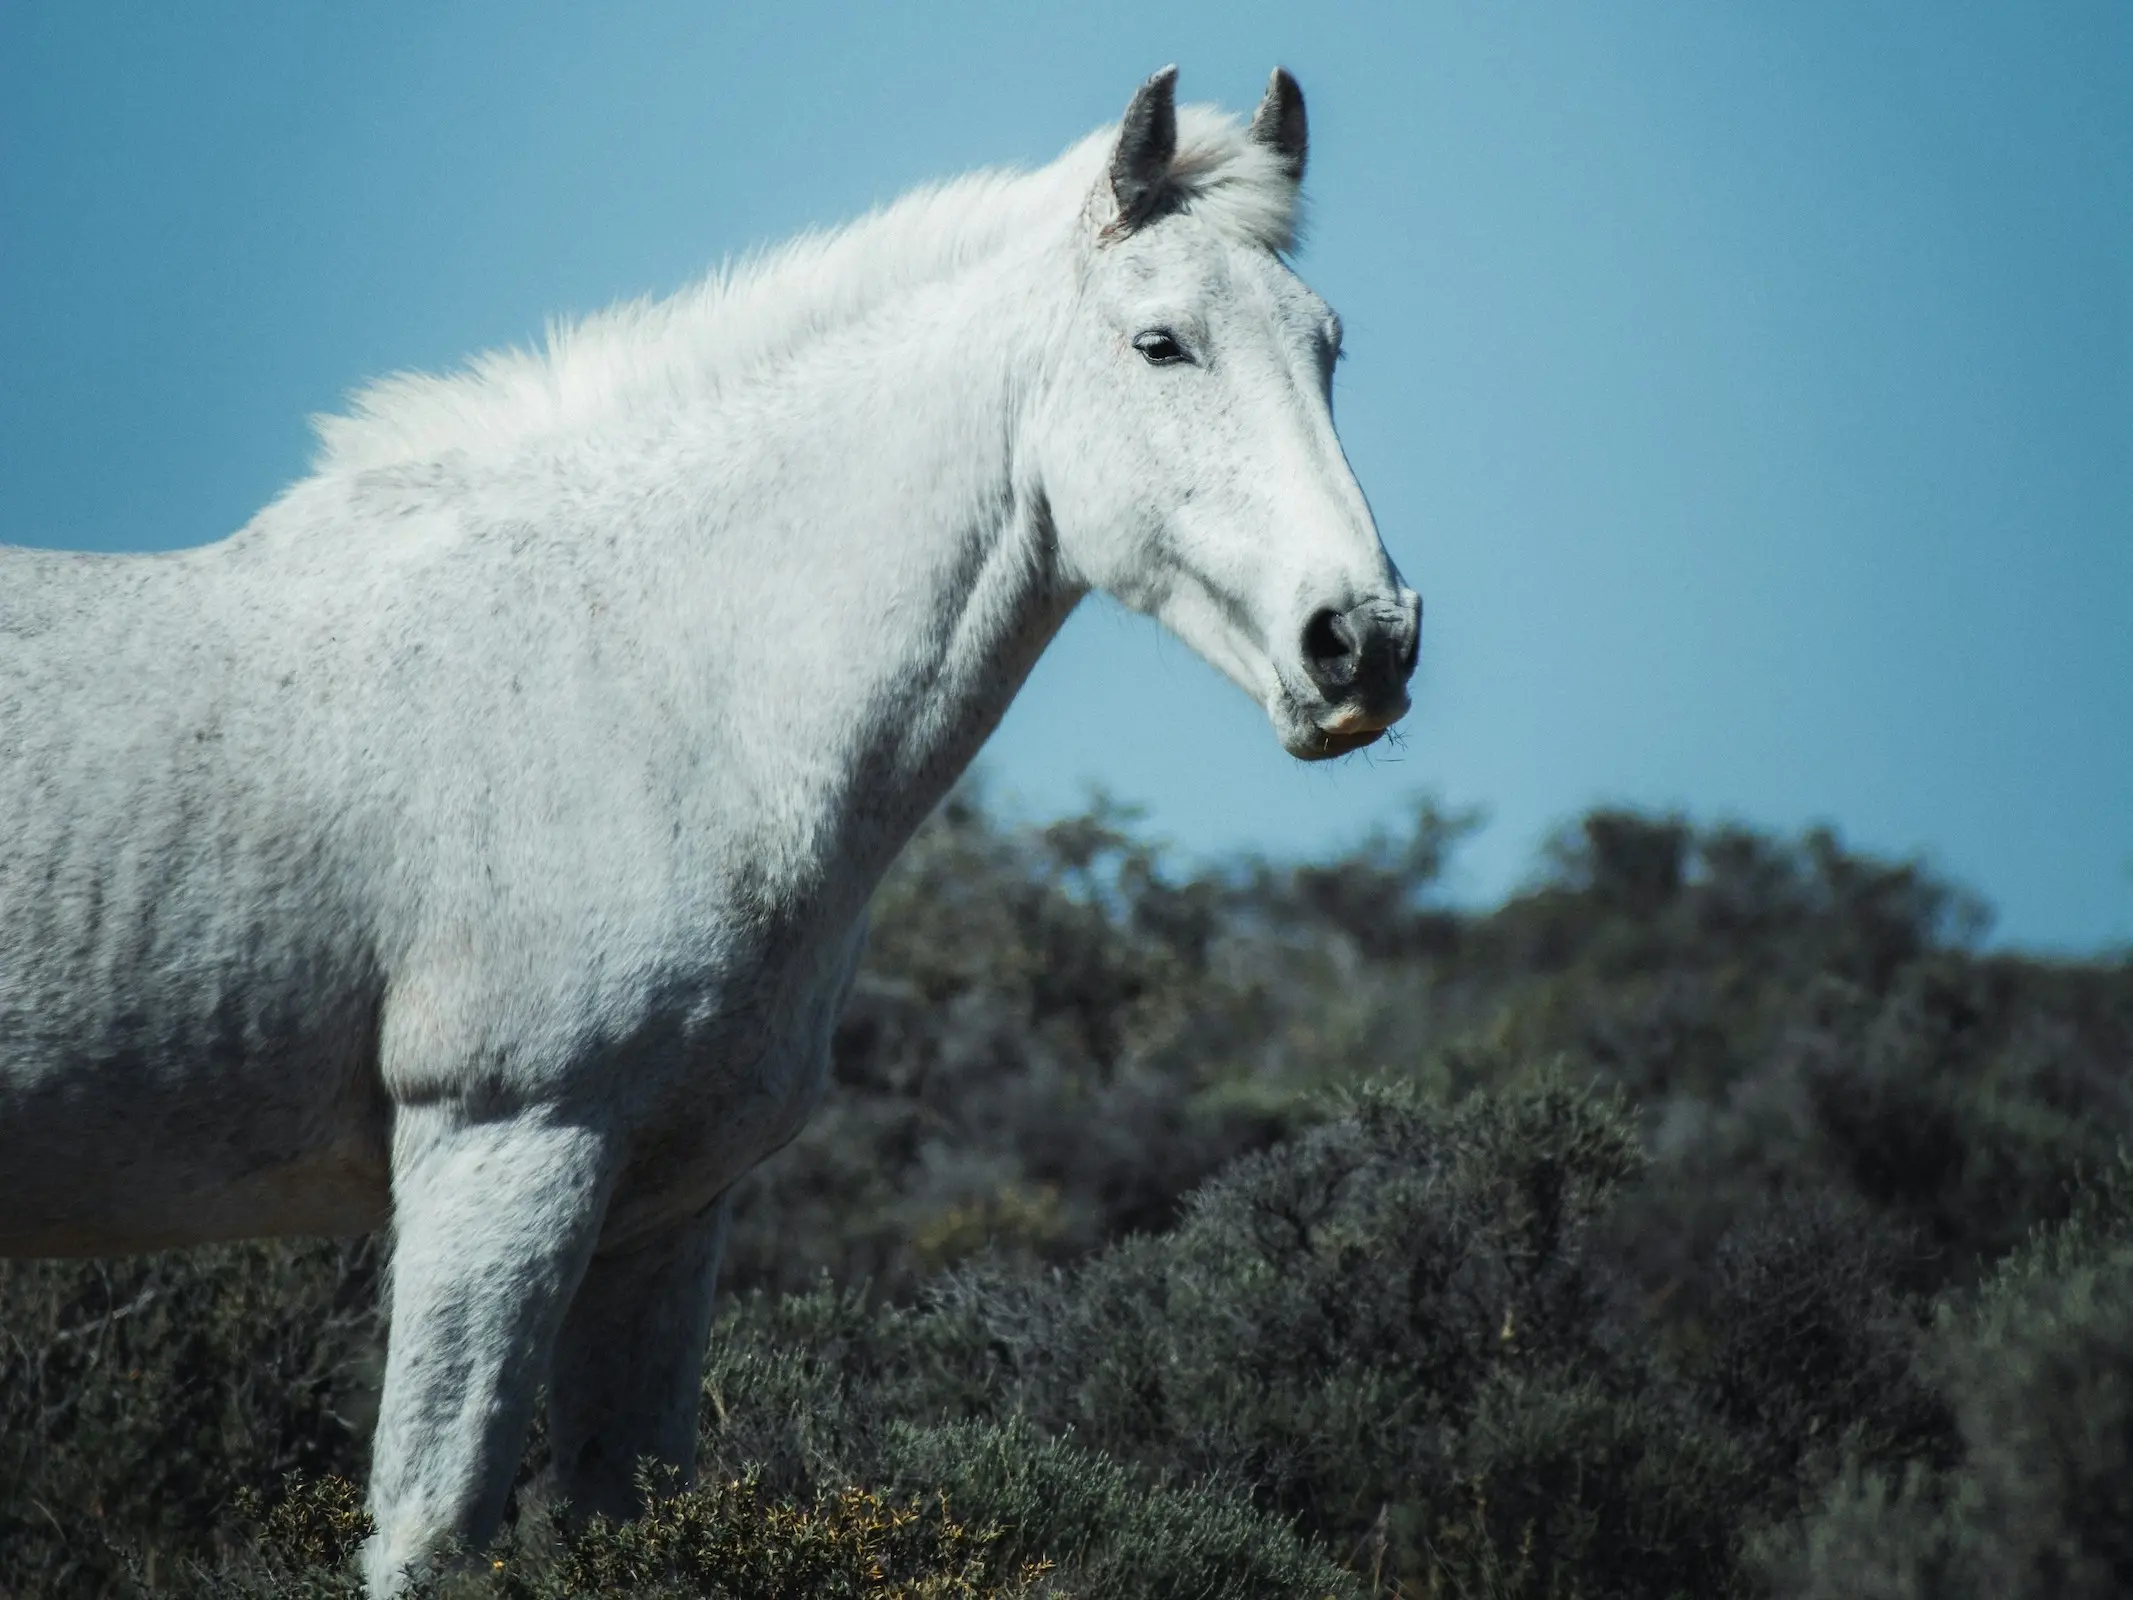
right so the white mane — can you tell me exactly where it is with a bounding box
[311,105,1303,476]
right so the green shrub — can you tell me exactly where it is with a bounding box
[0,1239,379,1595]
[550,1467,1049,1600]
[1760,1167,2133,1600]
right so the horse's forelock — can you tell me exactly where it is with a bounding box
[1159,106,1306,255]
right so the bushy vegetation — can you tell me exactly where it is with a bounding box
[3,788,2128,1597]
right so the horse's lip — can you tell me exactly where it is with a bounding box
[1275,692,1406,761]
[1315,724,1387,757]
[1318,703,1401,737]
[1289,722,1388,761]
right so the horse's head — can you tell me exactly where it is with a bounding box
[1037,67,1420,761]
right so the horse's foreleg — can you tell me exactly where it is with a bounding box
[362,1106,616,1596]
[546,1195,731,1524]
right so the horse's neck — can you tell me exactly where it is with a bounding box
[633,257,1077,899]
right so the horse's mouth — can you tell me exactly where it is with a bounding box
[1283,713,1394,761]
[1319,724,1387,756]
[1283,696,1404,761]
[1294,724,1387,761]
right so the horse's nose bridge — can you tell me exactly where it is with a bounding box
[1295,387,1390,579]
[1249,332,1403,636]
[1298,499,1401,622]
[1261,410,1383,585]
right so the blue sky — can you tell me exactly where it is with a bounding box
[4,3,2127,950]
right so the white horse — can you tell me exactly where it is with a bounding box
[0,67,1418,1590]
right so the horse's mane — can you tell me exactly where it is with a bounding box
[310,105,1302,476]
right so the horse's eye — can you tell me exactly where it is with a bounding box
[1133,330,1190,366]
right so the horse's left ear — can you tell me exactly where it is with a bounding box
[1109,66,1179,232]
[1249,67,1308,181]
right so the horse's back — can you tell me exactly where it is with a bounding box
[0,542,391,1254]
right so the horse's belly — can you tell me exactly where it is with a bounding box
[0,1053,392,1254]
[0,1140,390,1257]
[0,992,391,1256]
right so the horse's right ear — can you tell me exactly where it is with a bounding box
[1108,66,1179,233]
[1248,67,1307,181]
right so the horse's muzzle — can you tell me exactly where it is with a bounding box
[1293,590,1420,755]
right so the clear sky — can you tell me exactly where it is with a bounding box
[4,3,2127,950]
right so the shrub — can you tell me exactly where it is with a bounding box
[0,1239,379,1596]
[1761,1168,2133,1600]
[3,793,2128,1598]
[551,1467,1050,1600]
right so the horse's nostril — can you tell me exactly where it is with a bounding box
[1301,607,1361,690]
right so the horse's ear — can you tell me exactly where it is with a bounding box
[1108,65,1179,232]
[1248,67,1307,181]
